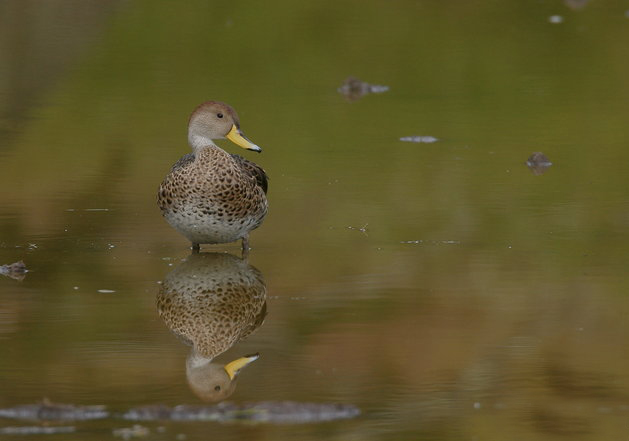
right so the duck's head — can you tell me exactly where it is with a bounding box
[187,101,262,153]
[186,353,260,402]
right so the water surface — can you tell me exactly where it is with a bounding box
[2,1,629,439]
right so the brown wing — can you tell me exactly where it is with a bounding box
[231,154,269,194]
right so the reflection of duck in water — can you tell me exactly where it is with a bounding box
[157,252,266,402]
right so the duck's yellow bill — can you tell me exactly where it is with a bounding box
[224,353,260,380]
[226,125,262,152]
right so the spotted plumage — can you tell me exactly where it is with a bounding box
[157,252,266,401]
[158,101,268,253]
[157,252,266,359]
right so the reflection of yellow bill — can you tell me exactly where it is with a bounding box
[224,353,260,380]
[226,125,262,152]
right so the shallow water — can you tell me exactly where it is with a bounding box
[3,0,629,439]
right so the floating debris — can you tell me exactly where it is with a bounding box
[526,152,553,175]
[401,240,460,245]
[123,405,173,422]
[0,261,27,281]
[97,289,116,294]
[0,426,76,435]
[123,401,360,424]
[549,15,564,23]
[0,400,358,426]
[347,224,368,234]
[0,400,108,421]
[113,424,150,440]
[337,76,389,101]
[238,401,360,424]
[399,136,439,143]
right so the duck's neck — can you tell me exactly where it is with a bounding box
[188,134,219,153]
[187,351,213,369]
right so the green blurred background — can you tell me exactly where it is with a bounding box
[2,0,629,439]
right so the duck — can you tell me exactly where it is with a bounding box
[156,252,267,402]
[158,101,268,254]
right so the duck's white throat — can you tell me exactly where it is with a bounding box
[188,133,218,150]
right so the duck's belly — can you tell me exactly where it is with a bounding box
[164,208,265,244]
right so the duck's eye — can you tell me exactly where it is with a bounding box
[214,385,221,391]
[217,113,224,118]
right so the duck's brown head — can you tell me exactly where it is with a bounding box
[187,101,261,153]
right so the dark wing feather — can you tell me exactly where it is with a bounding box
[231,154,269,194]
[169,153,195,172]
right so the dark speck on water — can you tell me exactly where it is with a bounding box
[0,260,27,281]
[526,152,552,175]
[337,76,389,101]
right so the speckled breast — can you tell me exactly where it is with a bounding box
[158,148,268,245]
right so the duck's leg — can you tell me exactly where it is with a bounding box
[241,235,250,259]
[192,242,200,253]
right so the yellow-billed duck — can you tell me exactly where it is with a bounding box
[158,101,268,253]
